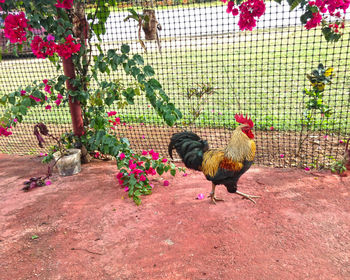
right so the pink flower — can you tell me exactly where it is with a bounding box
[55,99,61,106]
[270,126,274,131]
[141,150,148,155]
[44,84,52,94]
[226,1,235,13]
[139,175,146,181]
[107,111,117,116]
[129,162,137,170]
[57,94,63,99]
[339,140,344,144]
[45,105,52,110]
[152,153,159,160]
[305,167,311,171]
[31,37,58,59]
[163,180,169,186]
[13,118,17,123]
[55,0,74,9]
[280,154,285,158]
[124,187,129,192]
[162,158,168,163]
[56,34,81,59]
[305,12,322,30]
[115,117,121,124]
[45,180,52,186]
[0,0,5,3]
[116,172,123,179]
[150,183,154,188]
[0,126,12,136]
[43,79,48,85]
[142,135,145,139]
[149,149,154,155]
[29,95,41,102]
[232,8,239,16]
[20,90,26,96]
[47,34,55,41]
[119,153,125,160]
[94,152,100,158]
[140,123,144,125]
[324,135,328,140]
[197,193,205,200]
[4,12,28,44]
[183,173,188,177]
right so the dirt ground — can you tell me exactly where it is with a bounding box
[0,154,349,280]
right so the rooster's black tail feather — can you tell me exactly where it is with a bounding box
[168,131,209,171]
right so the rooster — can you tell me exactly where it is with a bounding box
[168,114,259,204]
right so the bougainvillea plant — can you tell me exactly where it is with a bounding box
[221,0,349,41]
[0,0,183,204]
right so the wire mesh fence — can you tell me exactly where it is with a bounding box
[0,0,349,169]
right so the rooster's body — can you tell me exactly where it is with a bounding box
[168,114,258,203]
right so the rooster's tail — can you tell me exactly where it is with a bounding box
[168,131,209,171]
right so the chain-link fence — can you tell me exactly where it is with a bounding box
[0,0,349,169]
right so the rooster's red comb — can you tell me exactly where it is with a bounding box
[235,114,254,128]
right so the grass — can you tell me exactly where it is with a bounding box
[0,23,350,134]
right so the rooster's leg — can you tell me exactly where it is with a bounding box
[208,183,224,204]
[235,191,260,204]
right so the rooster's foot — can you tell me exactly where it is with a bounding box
[236,191,260,204]
[208,192,224,204]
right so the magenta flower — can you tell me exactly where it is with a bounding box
[4,12,28,44]
[55,0,74,10]
[162,158,168,163]
[270,126,274,131]
[116,172,123,179]
[45,180,52,186]
[163,180,169,186]
[44,84,52,94]
[324,135,329,140]
[57,94,63,99]
[0,126,12,137]
[20,90,26,96]
[124,187,129,192]
[29,95,41,102]
[226,1,235,13]
[280,154,285,158]
[129,162,137,170]
[55,99,61,106]
[142,135,145,139]
[119,153,126,160]
[304,167,311,171]
[47,34,55,41]
[43,79,48,85]
[107,111,117,116]
[45,105,52,110]
[232,8,239,16]
[152,153,159,160]
[339,140,344,144]
[197,193,205,200]
[183,173,188,177]
[115,117,121,124]
[142,150,148,156]
[94,152,100,158]
[13,118,17,123]
[150,183,154,188]
[139,175,146,182]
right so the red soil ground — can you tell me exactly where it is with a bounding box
[0,153,349,280]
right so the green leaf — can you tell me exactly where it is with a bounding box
[133,54,144,65]
[170,169,176,176]
[144,65,155,77]
[290,0,302,11]
[121,44,130,54]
